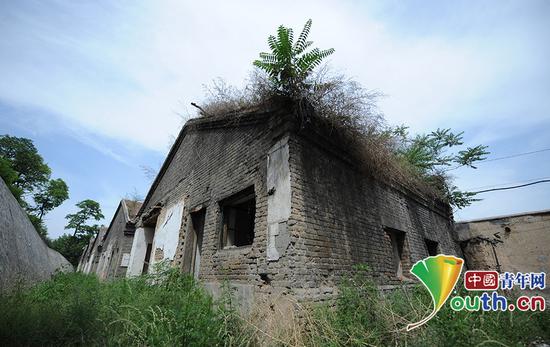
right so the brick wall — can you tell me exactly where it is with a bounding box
[286,129,461,300]
[133,107,460,303]
[100,203,135,279]
[138,109,291,288]
[81,201,137,280]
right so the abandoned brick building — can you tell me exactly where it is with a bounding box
[78,199,141,279]
[77,226,104,274]
[124,100,461,303]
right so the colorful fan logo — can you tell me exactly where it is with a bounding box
[406,254,464,331]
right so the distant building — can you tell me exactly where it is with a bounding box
[77,232,96,273]
[124,102,461,305]
[78,199,142,279]
[456,209,550,297]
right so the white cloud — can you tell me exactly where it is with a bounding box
[2,0,546,152]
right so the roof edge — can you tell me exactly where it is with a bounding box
[135,104,287,218]
[456,208,550,224]
[121,199,130,222]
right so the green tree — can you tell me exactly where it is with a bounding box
[65,199,104,238]
[0,135,51,193]
[253,19,334,95]
[0,135,70,237]
[50,234,88,267]
[0,156,23,203]
[391,127,489,208]
[52,200,104,267]
[32,178,69,220]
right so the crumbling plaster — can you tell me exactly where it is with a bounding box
[150,201,185,271]
[266,135,291,261]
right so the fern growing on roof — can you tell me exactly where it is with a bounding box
[253,19,334,96]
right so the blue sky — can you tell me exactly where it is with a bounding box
[1,0,549,238]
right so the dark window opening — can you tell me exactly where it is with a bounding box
[220,187,256,248]
[386,228,406,278]
[425,239,440,256]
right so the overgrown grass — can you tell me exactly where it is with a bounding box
[1,267,547,346]
[0,269,249,346]
[307,266,550,347]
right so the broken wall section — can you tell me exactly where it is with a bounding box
[96,200,141,280]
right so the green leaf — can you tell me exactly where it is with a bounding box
[253,19,335,94]
[294,19,312,54]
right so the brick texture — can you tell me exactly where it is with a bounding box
[135,106,462,302]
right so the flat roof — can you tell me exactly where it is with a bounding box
[456,208,550,224]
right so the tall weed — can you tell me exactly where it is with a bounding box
[307,265,550,347]
[0,269,248,346]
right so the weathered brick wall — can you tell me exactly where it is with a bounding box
[100,204,135,279]
[285,129,461,300]
[134,108,460,304]
[88,227,107,274]
[77,237,93,272]
[139,110,291,290]
[80,202,137,280]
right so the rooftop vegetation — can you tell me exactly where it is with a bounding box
[197,19,489,209]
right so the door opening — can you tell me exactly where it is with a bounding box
[142,242,153,274]
[182,208,206,278]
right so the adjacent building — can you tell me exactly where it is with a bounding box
[456,209,550,297]
[78,199,142,279]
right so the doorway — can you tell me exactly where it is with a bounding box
[182,208,206,279]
